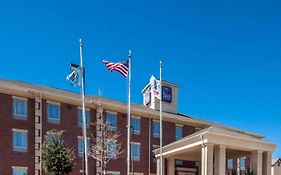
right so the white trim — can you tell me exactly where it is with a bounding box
[107,110,117,115]
[130,173,144,175]
[132,116,141,119]
[131,142,141,145]
[12,96,27,101]
[12,128,28,133]
[153,144,160,148]
[12,166,28,170]
[155,140,204,158]
[107,171,120,175]
[47,101,61,106]
[77,136,90,139]
[176,123,183,127]
[78,106,90,111]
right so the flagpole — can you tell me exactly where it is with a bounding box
[127,50,132,175]
[159,60,163,175]
[79,38,88,175]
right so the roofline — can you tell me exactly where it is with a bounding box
[272,158,281,166]
[0,78,264,139]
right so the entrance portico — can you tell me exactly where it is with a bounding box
[154,126,276,175]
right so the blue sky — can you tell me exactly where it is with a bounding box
[0,0,280,157]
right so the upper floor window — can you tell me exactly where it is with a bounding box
[175,124,183,140]
[227,159,233,169]
[77,137,90,156]
[131,142,141,161]
[107,140,117,159]
[107,112,117,131]
[12,167,27,175]
[78,109,90,128]
[240,157,246,171]
[13,129,28,152]
[153,120,160,138]
[47,102,60,124]
[131,117,141,135]
[13,97,27,120]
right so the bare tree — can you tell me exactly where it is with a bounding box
[89,95,125,175]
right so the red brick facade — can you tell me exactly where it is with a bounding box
[0,92,251,175]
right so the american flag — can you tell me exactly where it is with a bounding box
[103,60,129,77]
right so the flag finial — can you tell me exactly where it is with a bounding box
[128,50,132,57]
[79,38,83,46]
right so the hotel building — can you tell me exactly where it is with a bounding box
[0,78,276,175]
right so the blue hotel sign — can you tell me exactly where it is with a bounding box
[162,86,172,103]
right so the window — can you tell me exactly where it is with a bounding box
[47,102,60,123]
[13,129,28,152]
[240,157,246,171]
[77,137,90,156]
[152,145,159,163]
[175,159,183,166]
[12,167,27,175]
[13,97,27,120]
[107,112,117,131]
[175,124,183,140]
[78,109,90,128]
[227,159,233,169]
[107,141,117,159]
[131,117,141,135]
[153,120,160,138]
[131,142,141,161]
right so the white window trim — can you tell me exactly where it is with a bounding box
[77,107,90,111]
[47,101,61,106]
[131,142,141,161]
[13,129,28,152]
[13,97,28,118]
[12,96,28,101]
[47,101,61,123]
[12,166,28,170]
[130,173,144,175]
[152,144,160,149]
[12,128,28,133]
[107,171,120,175]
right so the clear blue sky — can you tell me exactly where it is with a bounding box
[0,0,280,157]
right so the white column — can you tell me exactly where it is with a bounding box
[263,152,272,175]
[157,158,165,175]
[214,145,226,175]
[201,144,214,175]
[167,158,175,175]
[252,150,263,175]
